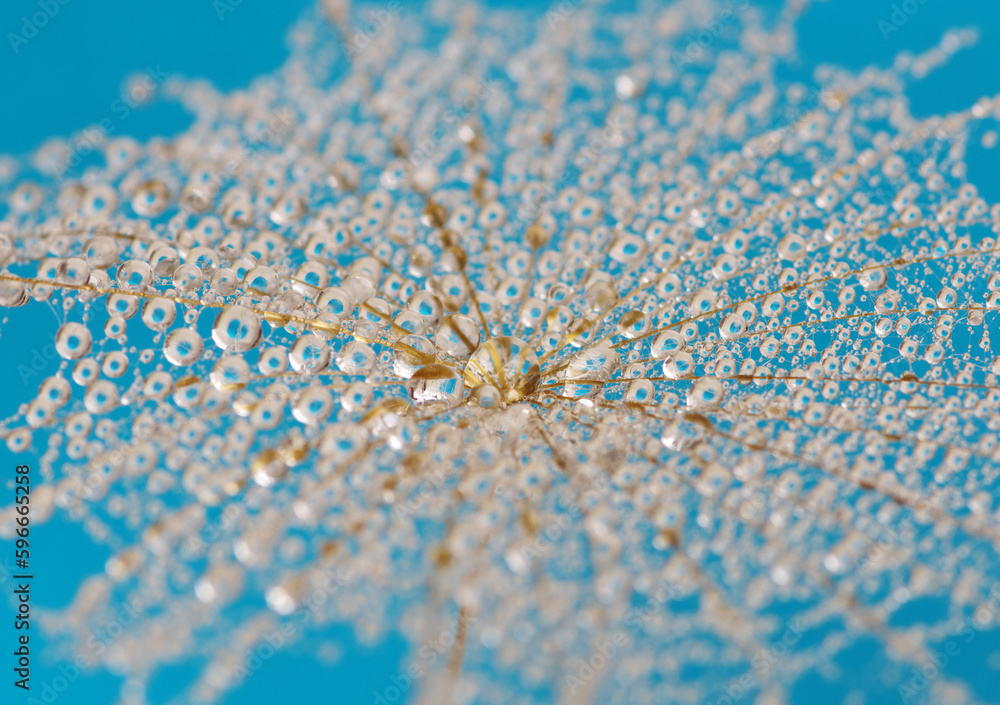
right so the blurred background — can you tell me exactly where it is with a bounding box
[1,0,998,164]
[0,0,998,703]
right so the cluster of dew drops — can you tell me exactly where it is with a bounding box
[2,0,1000,703]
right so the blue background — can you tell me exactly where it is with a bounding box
[0,0,999,704]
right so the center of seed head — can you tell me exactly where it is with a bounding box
[463,335,541,406]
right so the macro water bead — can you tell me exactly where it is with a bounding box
[464,336,542,404]
[1,1,1000,704]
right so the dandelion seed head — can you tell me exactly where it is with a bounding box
[2,0,1000,703]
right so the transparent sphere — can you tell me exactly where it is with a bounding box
[463,336,540,404]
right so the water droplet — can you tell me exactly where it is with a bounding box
[464,337,540,404]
